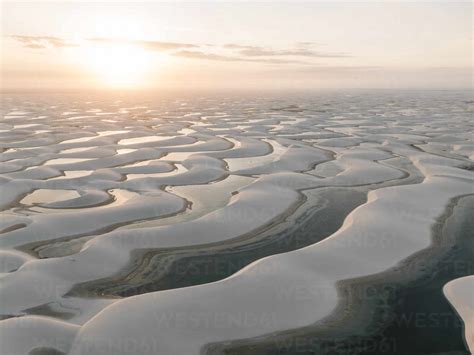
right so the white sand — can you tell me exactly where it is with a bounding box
[444,276,474,352]
[1,91,472,355]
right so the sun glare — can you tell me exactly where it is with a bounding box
[83,44,154,87]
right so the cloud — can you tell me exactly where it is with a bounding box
[23,44,48,49]
[173,50,307,64]
[174,50,237,61]
[10,34,350,64]
[221,43,349,58]
[238,47,349,58]
[222,44,257,50]
[11,35,197,51]
[88,38,198,50]
[219,42,349,58]
[11,35,78,49]
[179,42,350,63]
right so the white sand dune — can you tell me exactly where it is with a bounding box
[0,316,79,355]
[444,276,474,353]
[68,163,473,355]
[0,91,472,355]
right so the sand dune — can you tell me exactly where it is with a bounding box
[0,91,472,355]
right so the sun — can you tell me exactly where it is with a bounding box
[83,43,154,87]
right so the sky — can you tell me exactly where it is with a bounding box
[1,1,472,91]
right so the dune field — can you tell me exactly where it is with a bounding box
[0,90,473,355]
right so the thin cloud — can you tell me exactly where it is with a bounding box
[222,44,257,50]
[11,35,198,51]
[23,44,48,49]
[222,43,349,58]
[174,50,307,64]
[10,34,350,62]
[11,35,78,48]
[88,38,198,50]
[239,47,350,58]
[174,50,238,62]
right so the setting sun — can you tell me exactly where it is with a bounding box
[82,43,154,87]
